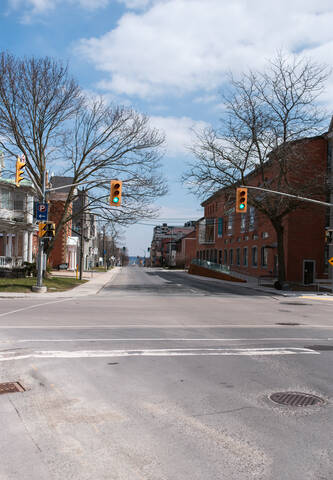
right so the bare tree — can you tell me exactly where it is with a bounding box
[0,52,167,257]
[0,52,82,186]
[48,96,167,254]
[183,53,330,284]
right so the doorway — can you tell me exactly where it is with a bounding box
[303,260,315,285]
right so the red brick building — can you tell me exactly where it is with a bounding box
[195,134,329,284]
[175,230,197,268]
[48,199,73,268]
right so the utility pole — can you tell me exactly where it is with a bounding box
[103,225,106,269]
[79,190,85,281]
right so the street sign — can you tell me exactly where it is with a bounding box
[36,202,48,221]
[328,257,333,266]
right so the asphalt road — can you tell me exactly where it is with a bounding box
[0,266,332,479]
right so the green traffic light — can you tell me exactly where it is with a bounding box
[113,197,119,203]
[239,203,245,209]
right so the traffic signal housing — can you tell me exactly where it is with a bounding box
[110,180,122,206]
[39,222,55,238]
[38,223,47,238]
[15,156,26,187]
[47,223,56,238]
[325,229,333,245]
[235,187,248,213]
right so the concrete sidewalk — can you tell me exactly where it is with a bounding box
[178,268,333,300]
[0,267,121,299]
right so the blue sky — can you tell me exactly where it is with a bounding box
[2,0,333,255]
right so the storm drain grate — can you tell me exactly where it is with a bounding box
[269,392,324,407]
[0,382,25,395]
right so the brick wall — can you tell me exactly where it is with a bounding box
[48,200,72,268]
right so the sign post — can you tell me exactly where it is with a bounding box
[329,257,333,293]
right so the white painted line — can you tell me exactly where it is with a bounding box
[0,324,332,329]
[7,337,331,342]
[0,298,74,318]
[0,347,319,361]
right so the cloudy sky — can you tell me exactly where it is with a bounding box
[2,0,333,255]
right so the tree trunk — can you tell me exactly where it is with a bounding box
[271,219,286,285]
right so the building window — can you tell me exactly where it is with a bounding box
[219,250,222,264]
[1,189,13,210]
[229,249,233,265]
[236,248,240,266]
[262,232,269,239]
[217,218,223,237]
[237,237,241,242]
[244,235,249,241]
[243,247,248,266]
[240,213,246,233]
[261,247,268,267]
[227,213,234,235]
[252,246,258,267]
[224,250,228,264]
[213,249,217,263]
[206,218,215,243]
[252,234,258,240]
[249,207,255,231]
[14,192,25,211]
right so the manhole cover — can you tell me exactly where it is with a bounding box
[269,392,324,407]
[0,382,25,395]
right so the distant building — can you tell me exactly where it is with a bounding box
[48,177,97,270]
[72,189,98,270]
[149,223,196,267]
[48,176,76,269]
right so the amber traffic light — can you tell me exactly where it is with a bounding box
[110,180,122,206]
[38,223,47,238]
[235,187,248,213]
[15,156,26,187]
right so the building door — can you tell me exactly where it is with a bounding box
[303,260,315,285]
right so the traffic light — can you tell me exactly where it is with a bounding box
[47,223,56,238]
[235,187,248,213]
[15,155,26,187]
[38,223,47,238]
[325,229,333,245]
[110,180,122,206]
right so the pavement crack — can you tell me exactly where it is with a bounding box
[192,406,253,417]
[9,398,42,453]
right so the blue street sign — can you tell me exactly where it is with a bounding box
[36,202,48,221]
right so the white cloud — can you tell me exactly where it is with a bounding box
[150,115,209,157]
[76,0,333,99]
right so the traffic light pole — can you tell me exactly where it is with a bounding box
[241,185,333,208]
[36,170,46,290]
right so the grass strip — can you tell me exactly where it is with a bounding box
[0,276,88,293]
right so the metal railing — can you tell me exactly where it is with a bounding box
[191,258,230,274]
[0,256,23,268]
[0,256,13,268]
